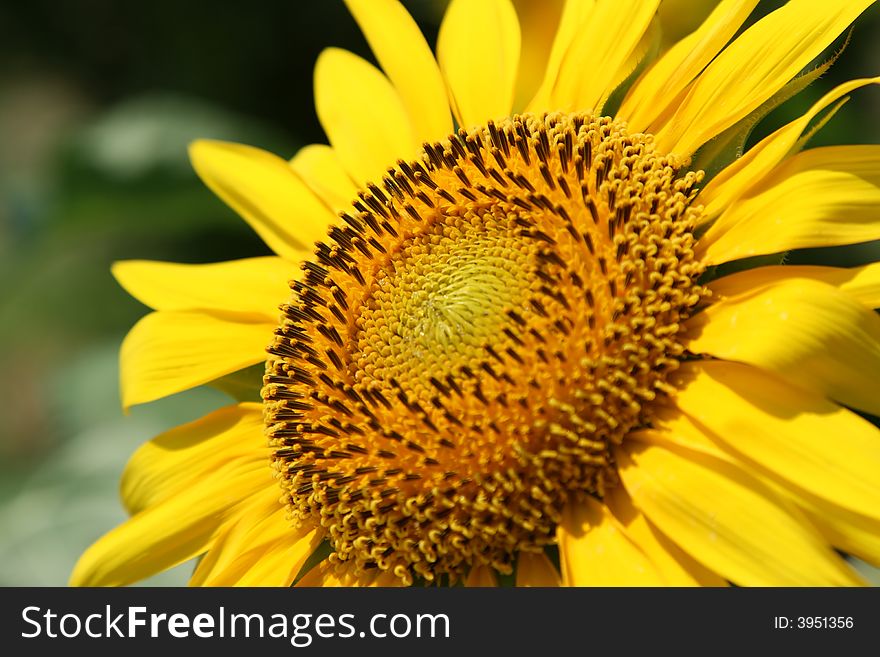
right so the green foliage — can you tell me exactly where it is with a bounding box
[210,364,265,403]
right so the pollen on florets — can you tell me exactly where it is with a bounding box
[262,112,706,584]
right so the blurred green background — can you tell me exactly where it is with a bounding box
[0,0,878,586]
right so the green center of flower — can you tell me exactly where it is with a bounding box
[263,113,706,584]
[355,211,534,389]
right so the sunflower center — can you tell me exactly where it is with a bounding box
[356,211,535,391]
[263,113,706,584]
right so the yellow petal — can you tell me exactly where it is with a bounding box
[650,406,732,455]
[314,48,417,186]
[120,310,274,409]
[293,560,337,587]
[112,257,294,317]
[511,0,564,109]
[122,403,266,515]
[69,466,271,587]
[515,552,561,587]
[651,408,880,568]
[290,144,358,213]
[343,0,452,143]
[673,360,880,523]
[687,278,880,417]
[654,0,875,156]
[189,140,333,259]
[605,487,727,586]
[295,561,404,587]
[619,0,759,132]
[221,532,320,587]
[546,0,660,113]
[526,0,592,112]
[464,564,499,587]
[773,482,880,570]
[618,436,862,586]
[708,263,880,310]
[190,489,284,586]
[437,0,521,129]
[699,146,880,264]
[557,497,667,586]
[697,78,880,221]
[200,509,321,587]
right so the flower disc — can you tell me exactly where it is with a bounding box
[263,113,706,583]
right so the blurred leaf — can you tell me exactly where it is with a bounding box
[0,340,228,586]
[72,94,295,181]
[209,363,264,403]
[850,558,880,586]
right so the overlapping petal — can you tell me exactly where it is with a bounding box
[618,434,861,586]
[112,257,294,317]
[437,0,521,128]
[314,48,417,185]
[544,0,660,114]
[672,360,880,522]
[527,0,592,111]
[699,146,880,263]
[189,140,333,259]
[775,484,880,569]
[121,403,266,514]
[344,0,452,144]
[605,487,727,586]
[653,405,880,568]
[619,0,758,132]
[708,263,880,309]
[654,0,875,156]
[696,77,880,220]
[193,497,321,587]
[70,466,272,587]
[120,310,274,409]
[687,277,880,416]
[558,496,667,586]
[290,144,359,214]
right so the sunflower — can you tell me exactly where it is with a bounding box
[71,0,880,587]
